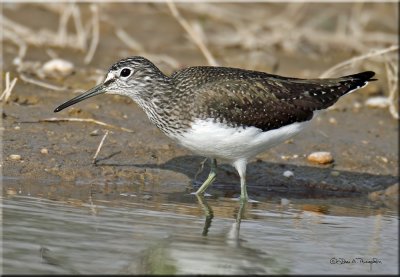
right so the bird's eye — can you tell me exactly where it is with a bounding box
[120,68,132,77]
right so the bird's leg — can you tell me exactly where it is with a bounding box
[195,158,217,195]
[240,173,249,198]
[194,157,209,182]
[233,159,248,201]
[240,175,248,200]
[227,197,247,246]
[195,194,214,236]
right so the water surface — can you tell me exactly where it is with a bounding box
[2,179,398,274]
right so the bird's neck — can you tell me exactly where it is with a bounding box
[134,76,184,136]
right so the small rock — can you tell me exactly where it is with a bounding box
[365,96,390,108]
[120,193,137,197]
[377,156,388,163]
[328,117,337,124]
[281,154,298,160]
[307,151,333,164]
[281,155,290,160]
[40,148,49,154]
[41,58,74,79]
[281,198,290,206]
[90,129,100,136]
[353,101,362,109]
[14,126,20,130]
[330,170,340,177]
[142,195,152,200]
[283,170,294,178]
[9,154,21,161]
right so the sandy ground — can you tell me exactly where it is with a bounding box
[2,3,398,200]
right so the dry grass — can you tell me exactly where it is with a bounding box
[19,74,67,91]
[0,72,18,103]
[92,130,110,164]
[37,117,134,133]
[167,1,218,66]
[2,2,398,119]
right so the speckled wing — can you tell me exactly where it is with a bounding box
[191,71,375,131]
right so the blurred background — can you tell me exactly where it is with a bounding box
[2,2,398,89]
[1,2,399,275]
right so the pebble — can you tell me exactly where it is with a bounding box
[9,154,21,161]
[353,101,362,109]
[330,170,340,177]
[90,129,100,136]
[365,96,390,108]
[14,126,20,130]
[283,170,294,178]
[377,156,388,163]
[120,193,137,197]
[281,155,290,160]
[142,195,152,200]
[41,58,74,78]
[328,117,337,124]
[40,148,49,154]
[307,151,333,164]
[281,154,299,160]
[281,198,290,206]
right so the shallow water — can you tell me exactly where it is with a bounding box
[2,179,398,275]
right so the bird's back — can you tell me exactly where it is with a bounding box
[171,67,375,132]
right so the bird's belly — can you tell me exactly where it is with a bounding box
[173,119,309,162]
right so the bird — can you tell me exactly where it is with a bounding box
[54,56,376,201]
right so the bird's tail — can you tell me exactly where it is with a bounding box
[339,71,377,94]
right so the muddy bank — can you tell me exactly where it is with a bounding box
[2,3,398,199]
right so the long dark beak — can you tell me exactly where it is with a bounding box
[54,83,107,112]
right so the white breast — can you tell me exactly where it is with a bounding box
[172,118,309,163]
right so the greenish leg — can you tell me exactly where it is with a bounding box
[236,197,247,230]
[195,158,217,195]
[240,175,248,201]
[195,194,214,236]
[228,196,247,244]
[194,157,208,182]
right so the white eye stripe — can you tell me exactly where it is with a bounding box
[104,72,115,83]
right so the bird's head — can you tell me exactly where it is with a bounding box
[54,56,166,113]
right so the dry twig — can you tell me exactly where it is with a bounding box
[167,1,218,66]
[84,4,100,64]
[319,45,399,78]
[37,117,134,133]
[19,74,67,91]
[92,130,110,164]
[0,72,18,103]
[385,59,399,119]
[114,27,180,70]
